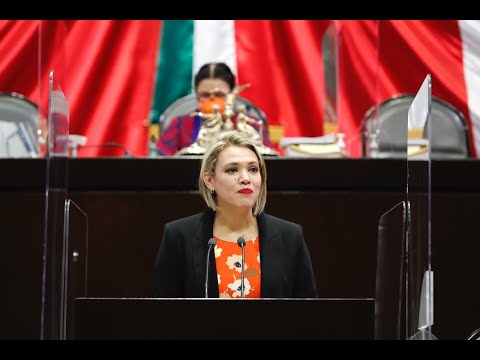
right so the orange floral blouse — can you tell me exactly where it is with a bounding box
[214,236,261,298]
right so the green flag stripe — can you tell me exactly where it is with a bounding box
[149,20,194,124]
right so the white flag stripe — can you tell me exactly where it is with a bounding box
[459,20,480,155]
[193,20,237,77]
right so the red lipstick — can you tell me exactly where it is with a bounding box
[239,188,253,194]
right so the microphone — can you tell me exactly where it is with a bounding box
[205,238,216,298]
[236,236,246,298]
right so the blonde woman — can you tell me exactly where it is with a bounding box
[154,131,317,298]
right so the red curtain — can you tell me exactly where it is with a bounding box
[0,20,161,157]
[334,20,472,157]
[236,20,332,138]
[235,20,474,157]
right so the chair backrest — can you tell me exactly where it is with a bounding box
[467,327,480,340]
[159,93,268,133]
[0,92,40,158]
[362,94,471,159]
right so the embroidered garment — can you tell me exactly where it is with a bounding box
[157,114,272,155]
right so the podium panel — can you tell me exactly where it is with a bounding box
[75,297,374,340]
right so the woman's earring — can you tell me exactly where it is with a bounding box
[211,189,215,195]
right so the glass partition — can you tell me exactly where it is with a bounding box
[0,20,44,340]
[360,21,411,159]
[41,67,70,340]
[62,199,88,340]
[322,21,339,136]
[373,20,410,340]
[315,20,383,158]
[368,23,437,339]
[373,71,409,341]
[374,75,436,340]
[0,20,90,340]
[289,20,382,158]
[375,201,408,340]
[336,20,382,158]
[40,21,89,339]
[328,20,378,158]
[366,22,438,339]
[406,75,436,340]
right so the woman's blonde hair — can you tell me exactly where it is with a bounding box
[198,131,267,216]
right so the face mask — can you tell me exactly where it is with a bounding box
[198,96,226,114]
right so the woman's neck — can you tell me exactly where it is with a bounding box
[213,208,258,242]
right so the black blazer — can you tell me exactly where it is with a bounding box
[154,209,317,298]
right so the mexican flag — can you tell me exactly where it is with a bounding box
[149,20,329,143]
[149,20,238,123]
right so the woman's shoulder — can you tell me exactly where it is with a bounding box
[260,212,301,231]
[165,211,205,229]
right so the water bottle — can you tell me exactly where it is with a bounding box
[369,130,379,158]
[336,133,346,157]
[148,135,158,157]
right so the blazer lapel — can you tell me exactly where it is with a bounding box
[192,209,219,298]
[258,212,280,298]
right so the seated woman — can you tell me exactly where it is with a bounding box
[157,62,272,155]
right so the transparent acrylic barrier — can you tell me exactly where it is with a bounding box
[62,199,88,340]
[360,21,412,159]
[375,201,408,340]
[335,21,381,158]
[291,21,402,158]
[0,19,72,340]
[41,68,70,340]
[371,22,409,339]
[406,75,436,340]
[356,23,436,339]
[364,98,409,159]
[373,81,409,340]
[0,21,45,340]
[372,74,435,340]
[322,21,339,136]
[296,20,381,158]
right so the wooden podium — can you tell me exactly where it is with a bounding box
[75,297,374,340]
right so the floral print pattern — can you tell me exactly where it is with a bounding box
[214,236,261,298]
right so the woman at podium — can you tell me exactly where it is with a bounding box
[154,131,317,298]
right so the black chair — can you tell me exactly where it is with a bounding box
[158,93,268,133]
[0,92,41,158]
[362,94,471,159]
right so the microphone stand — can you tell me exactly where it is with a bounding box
[205,238,216,298]
[240,245,245,298]
[237,236,246,298]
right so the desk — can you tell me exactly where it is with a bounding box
[74,297,374,340]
